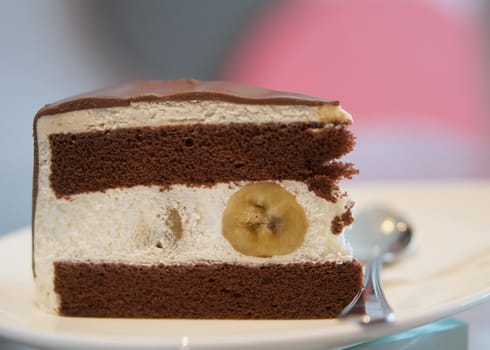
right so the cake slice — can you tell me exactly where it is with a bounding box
[33,80,362,318]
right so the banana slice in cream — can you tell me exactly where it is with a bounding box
[222,182,307,257]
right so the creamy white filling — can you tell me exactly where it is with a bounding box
[35,182,352,264]
[36,100,351,135]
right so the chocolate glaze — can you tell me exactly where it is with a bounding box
[49,122,356,197]
[54,260,363,319]
[34,80,339,119]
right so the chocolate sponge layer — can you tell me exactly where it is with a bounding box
[54,260,363,319]
[49,122,357,197]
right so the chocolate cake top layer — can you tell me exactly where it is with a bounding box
[35,80,340,119]
[48,122,357,197]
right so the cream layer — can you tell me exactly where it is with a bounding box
[36,100,351,136]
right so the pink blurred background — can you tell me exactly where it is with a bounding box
[222,0,490,179]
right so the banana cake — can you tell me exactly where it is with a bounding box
[33,80,363,318]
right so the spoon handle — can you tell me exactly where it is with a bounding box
[339,257,395,324]
[361,256,395,323]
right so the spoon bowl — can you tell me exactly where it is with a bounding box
[349,206,415,263]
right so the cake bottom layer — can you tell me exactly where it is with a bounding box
[53,260,363,319]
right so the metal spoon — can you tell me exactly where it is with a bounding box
[339,206,414,324]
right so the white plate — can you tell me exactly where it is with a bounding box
[1,181,489,350]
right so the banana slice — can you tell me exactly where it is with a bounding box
[222,182,308,257]
[167,208,183,241]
